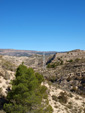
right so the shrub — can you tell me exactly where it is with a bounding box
[67,59,73,62]
[69,93,73,98]
[75,58,80,62]
[52,95,57,102]
[58,92,68,104]
[49,76,57,83]
[70,86,77,92]
[47,60,63,68]
[60,60,63,65]
[47,63,57,68]
[67,76,71,82]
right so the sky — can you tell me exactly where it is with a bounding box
[0,0,85,51]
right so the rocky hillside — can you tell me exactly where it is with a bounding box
[0,49,85,113]
[46,49,85,65]
[0,55,15,97]
[43,82,85,113]
[46,58,85,97]
[42,49,85,97]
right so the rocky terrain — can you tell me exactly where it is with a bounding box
[0,49,85,113]
[0,49,56,56]
[43,49,85,97]
[43,82,85,113]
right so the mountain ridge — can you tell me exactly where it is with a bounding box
[0,49,84,57]
[0,49,57,56]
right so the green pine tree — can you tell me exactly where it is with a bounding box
[4,64,53,113]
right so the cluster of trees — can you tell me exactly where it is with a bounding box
[4,64,53,113]
[47,60,63,68]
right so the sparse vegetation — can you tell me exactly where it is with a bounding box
[47,60,63,68]
[47,63,57,68]
[67,59,73,62]
[75,58,80,62]
[0,49,85,113]
[2,60,15,71]
[69,93,73,98]
[58,92,68,104]
[48,76,57,83]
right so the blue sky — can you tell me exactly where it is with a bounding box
[0,0,85,51]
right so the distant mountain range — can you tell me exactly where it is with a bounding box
[0,49,57,56]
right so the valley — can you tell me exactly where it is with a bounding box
[0,49,85,113]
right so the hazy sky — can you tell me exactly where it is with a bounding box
[0,0,85,51]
